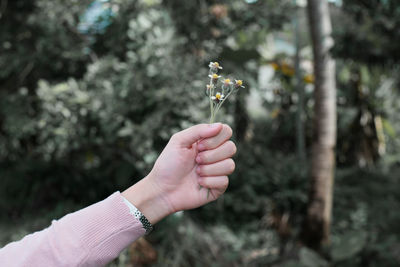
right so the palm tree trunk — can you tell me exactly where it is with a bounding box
[301,0,336,250]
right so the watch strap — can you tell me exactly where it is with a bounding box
[122,196,153,234]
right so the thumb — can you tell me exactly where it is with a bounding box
[174,123,223,148]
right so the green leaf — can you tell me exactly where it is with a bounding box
[299,247,329,267]
[331,231,367,262]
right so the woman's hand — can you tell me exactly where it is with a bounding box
[149,123,236,211]
[122,123,236,224]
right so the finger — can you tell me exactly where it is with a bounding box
[173,123,222,148]
[196,158,235,176]
[197,124,233,151]
[198,176,229,190]
[196,140,237,164]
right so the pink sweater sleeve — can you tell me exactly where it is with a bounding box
[0,192,146,267]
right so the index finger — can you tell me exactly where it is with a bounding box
[172,123,222,148]
[197,124,233,151]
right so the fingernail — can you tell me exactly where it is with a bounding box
[196,155,201,163]
[209,123,220,128]
[196,166,201,174]
[197,143,205,151]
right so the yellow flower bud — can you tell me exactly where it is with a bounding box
[224,79,231,84]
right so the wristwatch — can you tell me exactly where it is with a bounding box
[133,207,153,235]
[122,196,153,234]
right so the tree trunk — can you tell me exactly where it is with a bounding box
[293,1,306,165]
[301,0,336,250]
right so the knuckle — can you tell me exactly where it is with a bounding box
[227,140,237,155]
[223,177,229,187]
[224,124,233,138]
[227,159,235,173]
[199,178,206,187]
[196,166,203,175]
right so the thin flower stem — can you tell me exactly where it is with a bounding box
[204,78,215,197]
[210,110,216,123]
[209,100,214,123]
[213,91,233,117]
[209,78,214,123]
[206,79,218,197]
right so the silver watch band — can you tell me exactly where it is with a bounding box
[122,196,153,234]
[132,208,153,234]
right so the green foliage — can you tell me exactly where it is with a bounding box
[0,0,92,91]
[333,0,400,65]
[0,1,208,216]
[1,0,400,266]
[0,0,296,218]
[331,231,367,262]
[331,167,400,266]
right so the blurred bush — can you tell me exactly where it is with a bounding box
[0,0,208,217]
[1,0,400,266]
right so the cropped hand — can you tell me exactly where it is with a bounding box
[122,123,236,224]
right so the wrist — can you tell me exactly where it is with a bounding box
[121,174,173,225]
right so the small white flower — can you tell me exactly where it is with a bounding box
[208,73,221,79]
[234,79,245,89]
[208,62,223,70]
[223,78,233,86]
[211,92,224,102]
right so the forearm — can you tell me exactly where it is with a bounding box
[0,192,146,267]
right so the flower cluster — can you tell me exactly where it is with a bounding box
[206,62,245,123]
[200,62,244,198]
